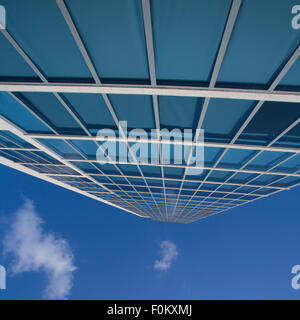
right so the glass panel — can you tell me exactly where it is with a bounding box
[21,92,83,133]
[228,172,258,184]
[128,177,146,186]
[108,94,155,129]
[272,154,300,173]
[217,0,300,87]
[140,165,161,177]
[242,195,260,200]
[218,149,257,169]
[213,184,236,193]
[70,140,98,159]
[146,178,163,187]
[159,96,202,130]
[164,167,184,179]
[94,163,120,175]
[0,131,35,148]
[203,99,255,142]
[183,181,199,190]
[0,92,50,132]
[278,56,300,89]
[237,186,260,194]
[109,176,129,185]
[201,183,220,191]
[0,32,38,80]
[152,0,231,83]
[72,161,97,174]
[272,176,300,188]
[204,147,224,167]
[253,188,273,195]
[63,93,116,130]
[238,102,300,145]
[273,122,300,148]
[207,170,231,182]
[65,0,149,81]
[1,0,91,80]
[251,174,282,185]
[39,139,83,160]
[245,151,289,171]
[117,164,142,176]
[92,175,114,184]
[165,180,181,188]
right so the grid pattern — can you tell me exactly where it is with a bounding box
[1,0,300,223]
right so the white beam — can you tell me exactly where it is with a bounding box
[0,147,38,151]
[26,133,300,154]
[21,158,299,178]
[45,172,285,190]
[0,83,300,103]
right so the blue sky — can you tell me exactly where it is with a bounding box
[0,163,300,300]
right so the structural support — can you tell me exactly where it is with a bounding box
[26,133,300,154]
[1,83,300,103]
[45,173,286,190]
[17,158,300,178]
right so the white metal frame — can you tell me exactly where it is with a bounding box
[0,83,300,103]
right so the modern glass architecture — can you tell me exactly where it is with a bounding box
[1,0,300,223]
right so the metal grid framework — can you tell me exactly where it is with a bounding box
[1,0,300,223]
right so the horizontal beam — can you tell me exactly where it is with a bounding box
[67,181,264,197]
[97,201,231,210]
[27,133,300,154]
[80,188,250,203]
[45,158,300,178]
[29,133,203,145]
[45,172,286,190]
[1,82,300,103]
[88,191,231,206]
[18,158,299,178]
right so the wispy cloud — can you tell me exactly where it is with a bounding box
[154,241,178,271]
[3,199,76,299]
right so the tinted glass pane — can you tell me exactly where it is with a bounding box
[65,0,149,80]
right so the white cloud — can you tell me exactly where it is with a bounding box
[154,240,178,271]
[3,199,76,299]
